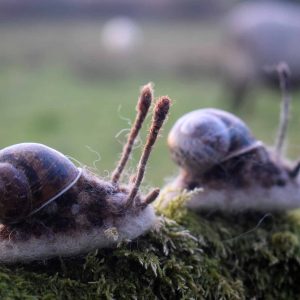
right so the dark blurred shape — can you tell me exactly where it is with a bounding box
[0,0,225,22]
[223,1,300,109]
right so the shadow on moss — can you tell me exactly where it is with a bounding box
[1,191,300,299]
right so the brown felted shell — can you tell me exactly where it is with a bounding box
[168,108,263,176]
[0,143,81,224]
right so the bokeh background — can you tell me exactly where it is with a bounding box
[1,0,300,187]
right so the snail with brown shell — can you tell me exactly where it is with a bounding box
[165,63,300,212]
[0,84,171,263]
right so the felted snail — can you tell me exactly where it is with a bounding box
[0,84,171,263]
[165,63,300,212]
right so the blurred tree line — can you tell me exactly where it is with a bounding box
[0,0,233,21]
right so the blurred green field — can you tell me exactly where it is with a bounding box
[1,21,300,187]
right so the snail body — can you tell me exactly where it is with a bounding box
[0,85,170,263]
[165,108,300,212]
[0,163,155,263]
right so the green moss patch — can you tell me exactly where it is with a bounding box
[1,192,300,299]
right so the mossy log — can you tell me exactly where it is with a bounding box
[1,191,300,299]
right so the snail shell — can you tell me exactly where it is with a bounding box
[168,108,263,176]
[0,143,81,224]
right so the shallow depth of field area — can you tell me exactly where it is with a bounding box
[1,2,300,298]
[1,19,300,187]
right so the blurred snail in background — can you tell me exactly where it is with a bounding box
[0,84,171,263]
[168,108,263,177]
[165,63,300,211]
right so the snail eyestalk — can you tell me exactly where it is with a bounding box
[139,188,160,208]
[290,161,300,179]
[275,62,291,157]
[126,97,171,208]
[111,83,153,184]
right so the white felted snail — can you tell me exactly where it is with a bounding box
[0,84,171,263]
[165,63,300,212]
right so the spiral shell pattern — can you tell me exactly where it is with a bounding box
[168,108,262,175]
[0,143,81,223]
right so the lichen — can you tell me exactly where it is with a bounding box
[1,191,300,299]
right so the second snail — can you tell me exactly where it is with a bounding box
[163,64,300,212]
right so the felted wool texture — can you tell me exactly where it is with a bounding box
[0,205,156,263]
[162,177,300,212]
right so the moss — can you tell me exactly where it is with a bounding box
[1,191,300,299]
